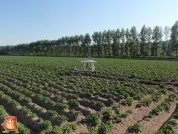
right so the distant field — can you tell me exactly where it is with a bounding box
[0,56,178,134]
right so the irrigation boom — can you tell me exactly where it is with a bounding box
[71,58,97,75]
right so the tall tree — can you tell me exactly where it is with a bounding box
[147,27,152,56]
[92,32,99,56]
[79,35,84,56]
[120,28,125,56]
[139,25,148,56]
[164,26,170,56]
[101,30,106,44]
[170,20,178,58]
[152,26,163,57]
[98,31,103,44]
[84,33,91,56]
[130,26,139,56]
[113,29,121,56]
[106,30,113,44]
[125,28,130,56]
[73,35,79,56]
[92,32,98,45]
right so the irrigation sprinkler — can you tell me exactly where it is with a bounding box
[71,57,97,76]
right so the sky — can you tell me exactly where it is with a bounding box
[0,0,178,46]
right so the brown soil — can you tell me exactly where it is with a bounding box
[0,97,41,133]
[120,95,152,113]
[121,100,138,113]
[174,126,178,134]
[139,101,177,134]
[109,94,168,134]
[74,105,95,116]
[0,80,75,122]
[78,100,103,111]
[27,103,64,125]
[98,96,108,101]
[70,124,89,134]
[2,70,178,134]
[166,85,178,93]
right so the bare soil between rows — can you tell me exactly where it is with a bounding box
[139,101,177,134]
[109,94,169,134]
[0,97,40,134]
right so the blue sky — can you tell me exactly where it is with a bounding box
[0,0,178,46]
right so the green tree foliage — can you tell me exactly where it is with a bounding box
[147,27,152,56]
[1,21,178,58]
[139,25,148,56]
[125,28,130,56]
[164,26,170,55]
[120,28,125,56]
[84,33,91,56]
[130,26,140,56]
[170,20,178,58]
[152,26,163,57]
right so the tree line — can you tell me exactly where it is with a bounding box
[0,20,178,58]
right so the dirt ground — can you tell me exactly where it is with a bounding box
[109,95,168,134]
[70,124,88,134]
[139,102,177,134]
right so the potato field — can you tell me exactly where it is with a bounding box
[0,56,178,134]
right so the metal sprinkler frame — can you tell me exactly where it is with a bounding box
[71,57,97,76]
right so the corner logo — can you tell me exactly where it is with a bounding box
[1,116,19,133]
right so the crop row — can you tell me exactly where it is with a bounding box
[156,111,178,134]
[126,94,178,134]
[0,85,80,133]
[0,80,82,122]
[2,57,178,83]
[0,105,31,134]
[149,94,178,117]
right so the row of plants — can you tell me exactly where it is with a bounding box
[1,61,165,107]
[1,57,178,82]
[127,122,143,134]
[156,108,178,134]
[156,120,178,134]
[0,90,45,133]
[0,105,31,134]
[82,108,132,134]
[1,65,169,120]
[136,88,167,108]
[0,84,81,133]
[1,71,153,112]
[118,90,177,134]
[149,94,178,117]
[0,73,97,120]
[40,123,78,134]
[1,57,178,133]
[0,79,82,122]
